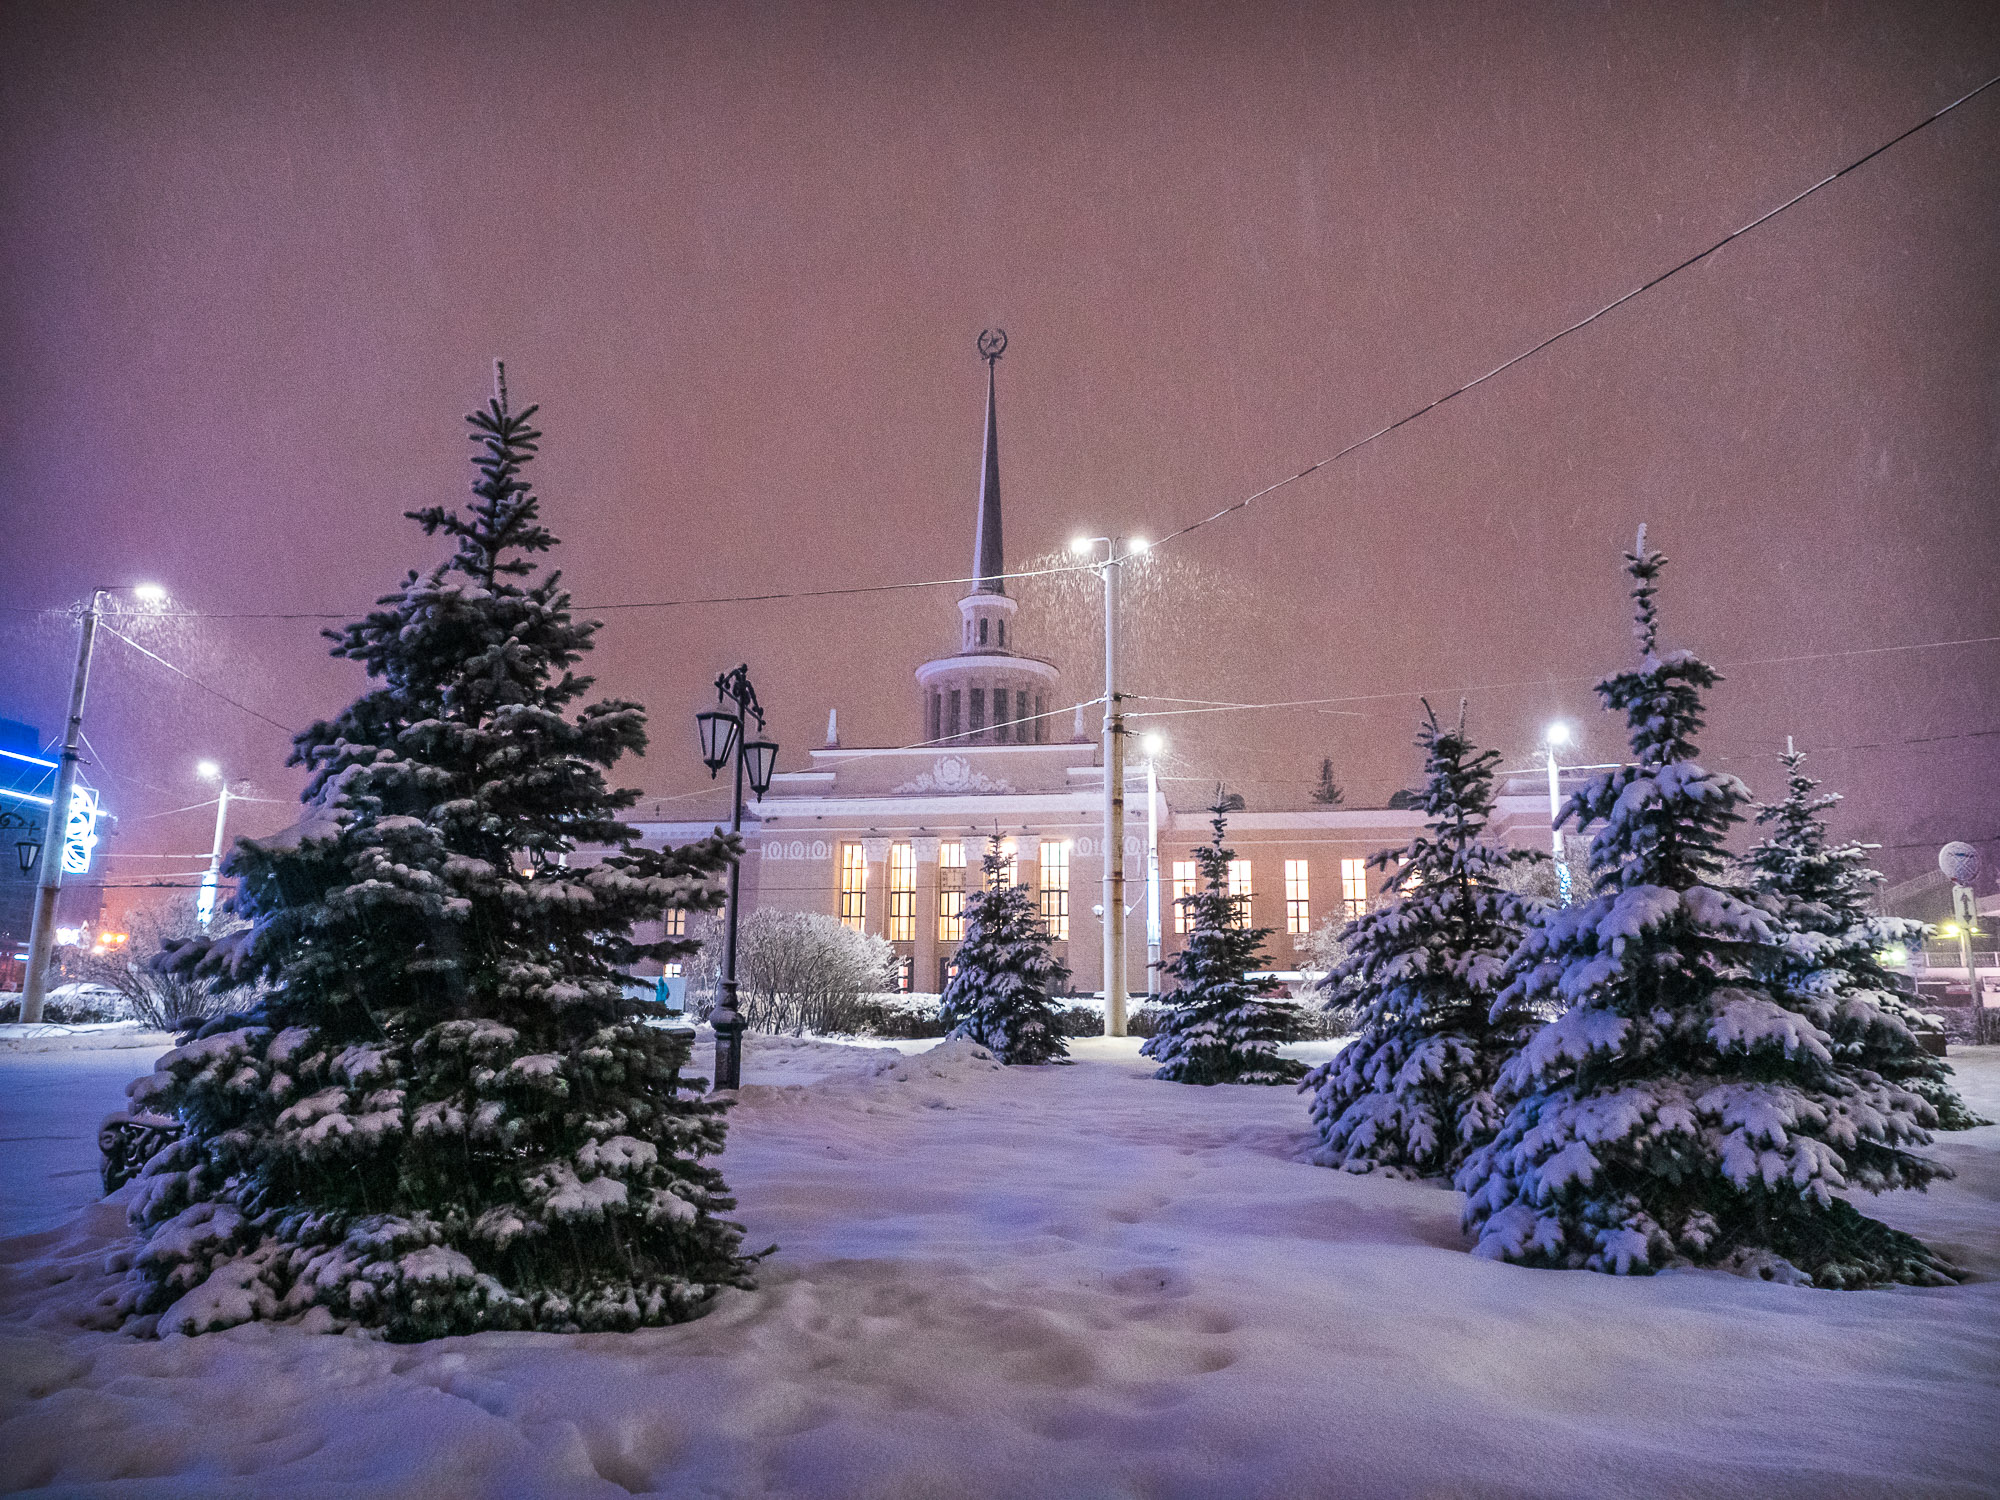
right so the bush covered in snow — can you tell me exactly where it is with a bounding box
[732,910,897,1035]
[1455,530,1955,1289]
[1303,705,1540,1178]
[120,372,757,1340]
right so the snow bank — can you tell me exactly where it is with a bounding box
[2,1037,1996,1497]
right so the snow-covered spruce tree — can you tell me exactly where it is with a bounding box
[1143,802,1306,1086]
[1748,747,1984,1130]
[1301,705,1539,1177]
[122,370,755,1339]
[939,838,1073,1064]
[1456,529,1955,1288]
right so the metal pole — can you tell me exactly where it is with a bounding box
[22,591,105,1024]
[197,779,232,928]
[1145,747,1161,996]
[1954,890,1990,1045]
[1102,546,1127,1037]
[1546,743,1569,906]
[713,714,748,1088]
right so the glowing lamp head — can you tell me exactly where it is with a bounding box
[1141,733,1164,757]
[1069,536,1094,558]
[1127,537,1149,555]
[131,583,168,605]
[196,760,221,780]
[1545,723,1572,747]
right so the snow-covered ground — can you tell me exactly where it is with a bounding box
[2,1030,1996,1498]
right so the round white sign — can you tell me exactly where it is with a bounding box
[1938,841,1981,886]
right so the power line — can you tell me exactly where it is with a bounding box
[97,623,299,736]
[1144,70,2000,556]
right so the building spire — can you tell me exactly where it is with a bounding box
[973,329,1007,594]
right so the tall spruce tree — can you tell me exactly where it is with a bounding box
[939,838,1073,1064]
[1143,801,1306,1085]
[1456,529,1955,1288]
[1302,705,1539,1177]
[122,370,756,1339]
[1748,748,1985,1130]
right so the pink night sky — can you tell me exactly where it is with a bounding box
[3,0,1997,917]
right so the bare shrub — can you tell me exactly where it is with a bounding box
[734,909,896,1036]
[75,899,250,1032]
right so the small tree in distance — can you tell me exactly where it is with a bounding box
[1746,747,1984,1130]
[1311,758,1345,806]
[939,838,1072,1064]
[1143,800,1305,1086]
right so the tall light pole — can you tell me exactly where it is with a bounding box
[195,761,233,928]
[1544,722,1572,906]
[1071,534,1147,1036]
[21,583,166,1024]
[1142,732,1163,996]
[695,665,779,1089]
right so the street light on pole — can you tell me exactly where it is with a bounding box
[195,761,233,928]
[695,664,778,1090]
[21,583,167,1024]
[1070,533,1147,1037]
[1544,722,1572,906]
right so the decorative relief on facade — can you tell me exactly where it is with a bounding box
[761,839,833,861]
[890,755,1016,795]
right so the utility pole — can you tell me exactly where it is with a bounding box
[196,762,233,928]
[1070,533,1148,1036]
[21,590,107,1024]
[1544,722,1571,906]
[1143,733,1163,997]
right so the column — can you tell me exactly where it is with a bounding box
[862,837,890,939]
[913,836,940,993]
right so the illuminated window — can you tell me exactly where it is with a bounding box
[839,843,867,932]
[1228,860,1253,929]
[888,842,916,942]
[1341,857,1369,918]
[939,956,960,992]
[1172,860,1197,934]
[938,841,966,941]
[664,908,686,939]
[1284,860,1311,935]
[1040,841,1070,939]
[895,955,914,993]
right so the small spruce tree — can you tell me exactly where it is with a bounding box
[123,369,756,1339]
[1456,528,1955,1288]
[939,838,1072,1064]
[1747,747,1985,1130]
[1311,758,1345,806]
[1302,705,1539,1177]
[1143,801,1306,1085]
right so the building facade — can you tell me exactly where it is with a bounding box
[631,343,1564,996]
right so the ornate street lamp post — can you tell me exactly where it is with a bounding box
[696,664,778,1089]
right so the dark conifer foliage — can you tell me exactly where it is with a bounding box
[1747,749,1984,1130]
[123,370,754,1338]
[939,838,1073,1064]
[1303,705,1538,1177]
[1457,530,1954,1288]
[1143,802,1305,1086]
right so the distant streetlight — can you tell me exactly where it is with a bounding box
[1939,841,1990,1043]
[1544,723,1571,906]
[1071,535,1148,1036]
[21,583,167,1024]
[195,761,234,928]
[696,664,778,1089]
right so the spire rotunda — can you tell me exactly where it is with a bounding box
[915,331,1061,746]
